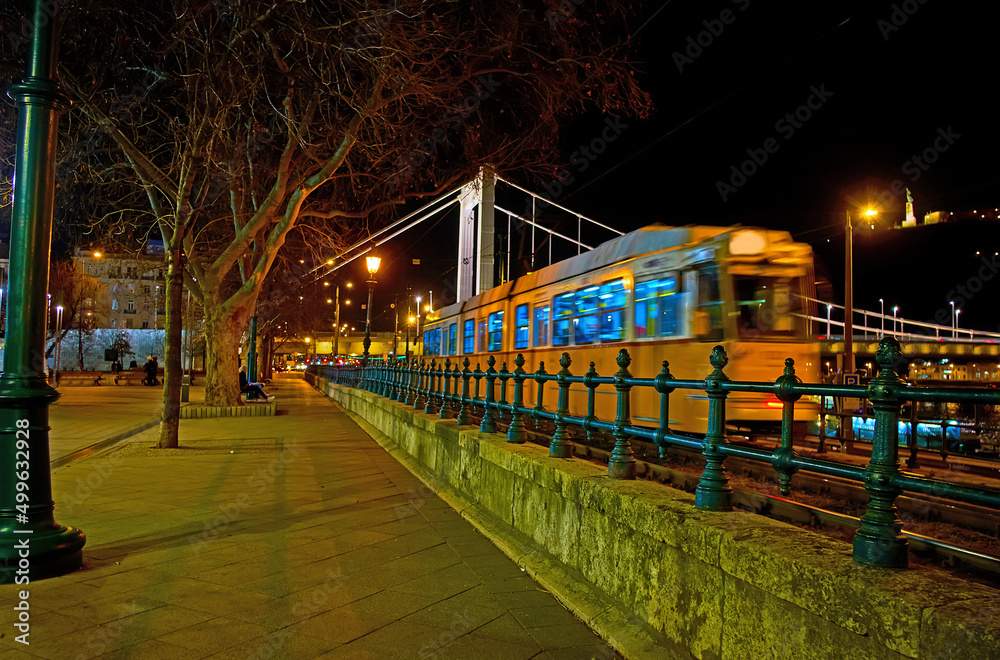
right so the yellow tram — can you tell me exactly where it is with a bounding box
[421,224,821,435]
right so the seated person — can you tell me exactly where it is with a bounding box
[239,365,273,401]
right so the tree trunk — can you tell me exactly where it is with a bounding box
[204,298,251,406]
[156,245,184,448]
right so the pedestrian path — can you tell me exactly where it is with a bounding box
[2,377,618,659]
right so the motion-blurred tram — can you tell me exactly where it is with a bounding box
[421,224,821,435]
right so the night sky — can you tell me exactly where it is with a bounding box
[374,0,1000,335]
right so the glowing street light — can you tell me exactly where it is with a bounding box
[363,255,381,367]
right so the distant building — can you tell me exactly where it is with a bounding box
[922,207,1000,225]
[72,241,166,330]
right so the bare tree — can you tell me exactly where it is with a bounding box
[46,259,106,369]
[4,0,650,448]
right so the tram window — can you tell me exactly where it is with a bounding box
[553,292,574,346]
[598,279,626,342]
[514,304,529,349]
[478,320,487,352]
[694,268,724,341]
[574,286,599,344]
[734,275,803,339]
[448,324,457,355]
[635,276,680,338]
[463,319,475,353]
[574,316,598,344]
[534,305,550,347]
[488,311,504,351]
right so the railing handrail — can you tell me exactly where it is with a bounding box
[308,337,1000,570]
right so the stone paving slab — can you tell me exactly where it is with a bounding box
[1,377,619,659]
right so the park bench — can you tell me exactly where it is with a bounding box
[114,371,151,386]
[55,371,104,386]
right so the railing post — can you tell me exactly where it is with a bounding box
[403,359,415,405]
[472,362,484,418]
[457,358,472,425]
[508,354,527,443]
[608,349,635,479]
[583,362,598,445]
[498,360,511,428]
[906,399,919,469]
[396,360,406,402]
[853,337,908,568]
[532,361,548,430]
[550,352,573,458]
[440,358,453,419]
[695,346,732,510]
[773,358,802,495]
[653,361,675,458]
[481,356,498,434]
[388,362,398,400]
[424,360,439,414]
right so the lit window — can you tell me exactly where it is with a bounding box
[463,319,475,353]
[533,305,550,347]
[488,311,504,352]
[514,304,529,349]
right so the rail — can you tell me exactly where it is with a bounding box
[309,337,1000,569]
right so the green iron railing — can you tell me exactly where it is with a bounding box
[310,337,1000,569]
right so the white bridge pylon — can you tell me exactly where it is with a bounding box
[317,169,623,298]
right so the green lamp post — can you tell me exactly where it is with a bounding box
[0,0,86,582]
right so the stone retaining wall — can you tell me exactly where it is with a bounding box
[311,375,1000,660]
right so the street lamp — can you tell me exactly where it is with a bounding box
[951,301,957,338]
[956,308,962,338]
[333,282,353,361]
[406,315,416,360]
[844,207,877,379]
[363,255,381,366]
[879,298,884,338]
[893,306,899,338]
[826,304,832,337]
[415,295,422,353]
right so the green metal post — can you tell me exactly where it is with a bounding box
[533,361,548,431]
[550,353,573,458]
[424,360,438,415]
[773,358,802,496]
[481,356,498,434]
[456,358,471,425]
[439,359,452,418]
[608,349,635,479]
[853,338,908,568]
[472,362,483,417]
[653,361,675,459]
[507,354,527,443]
[695,346,733,510]
[498,361,511,427]
[583,362,598,445]
[1,0,86,582]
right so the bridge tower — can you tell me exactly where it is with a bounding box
[456,168,496,302]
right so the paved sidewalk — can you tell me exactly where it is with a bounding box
[48,383,165,463]
[2,377,618,659]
